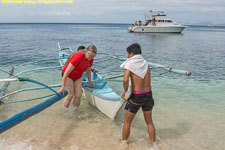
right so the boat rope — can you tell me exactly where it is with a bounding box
[16,77,59,95]
[159,68,173,75]
[14,66,61,76]
[0,84,61,100]
[0,67,18,78]
[82,74,124,83]
[4,94,55,104]
[0,77,60,97]
[0,67,15,104]
[14,58,58,69]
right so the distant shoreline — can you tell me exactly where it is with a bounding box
[0,22,131,25]
[187,24,225,28]
[0,22,225,28]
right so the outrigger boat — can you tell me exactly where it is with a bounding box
[58,43,191,119]
[0,43,191,134]
[58,43,123,119]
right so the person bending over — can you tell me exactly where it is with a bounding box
[58,45,97,109]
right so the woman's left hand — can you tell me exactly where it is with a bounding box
[89,82,95,88]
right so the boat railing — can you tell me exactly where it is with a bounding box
[149,10,166,16]
[149,10,165,14]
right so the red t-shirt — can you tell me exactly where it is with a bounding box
[62,52,93,80]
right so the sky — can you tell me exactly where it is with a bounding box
[0,0,225,24]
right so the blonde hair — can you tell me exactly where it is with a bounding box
[87,45,97,54]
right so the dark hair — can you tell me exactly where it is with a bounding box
[77,46,86,51]
[126,43,142,55]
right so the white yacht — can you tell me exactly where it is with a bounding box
[128,10,185,33]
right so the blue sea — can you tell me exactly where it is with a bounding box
[0,23,225,150]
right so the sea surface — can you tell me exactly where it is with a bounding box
[0,23,225,150]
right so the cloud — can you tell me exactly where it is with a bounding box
[38,11,72,17]
[0,0,225,23]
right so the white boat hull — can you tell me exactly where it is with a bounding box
[128,26,185,33]
[83,88,123,120]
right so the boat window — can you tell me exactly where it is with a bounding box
[158,20,164,22]
[165,20,173,23]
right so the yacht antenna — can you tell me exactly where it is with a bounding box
[144,13,147,22]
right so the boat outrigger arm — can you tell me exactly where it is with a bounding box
[0,77,67,134]
[109,55,192,76]
[0,91,67,134]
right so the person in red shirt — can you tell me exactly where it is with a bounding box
[58,45,97,109]
[65,45,98,73]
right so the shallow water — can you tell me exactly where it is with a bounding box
[0,24,225,150]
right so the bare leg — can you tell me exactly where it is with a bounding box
[73,77,82,107]
[73,97,81,107]
[143,110,156,142]
[64,95,74,108]
[64,78,75,108]
[122,110,136,140]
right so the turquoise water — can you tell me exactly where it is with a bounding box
[0,23,225,150]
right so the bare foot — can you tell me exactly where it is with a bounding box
[72,106,79,112]
[118,140,128,150]
[147,142,159,150]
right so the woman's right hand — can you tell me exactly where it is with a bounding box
[58,87,65,95]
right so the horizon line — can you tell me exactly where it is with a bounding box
[0,22,131,24]
[0,22,225,27]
